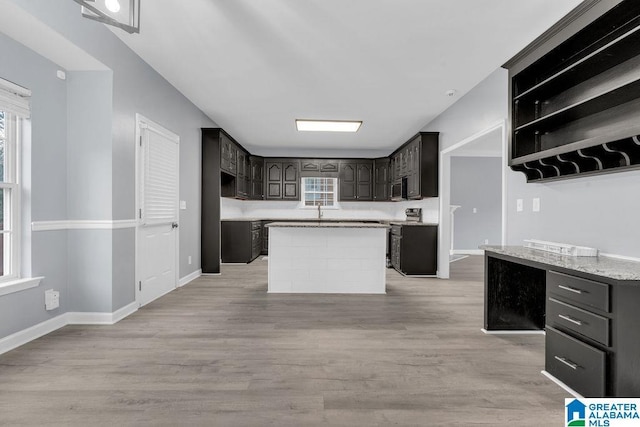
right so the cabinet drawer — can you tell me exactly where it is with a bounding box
[546,326,606,397]
[547,297,610,346]
[547,271,609,312]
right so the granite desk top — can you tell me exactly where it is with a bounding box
[481,245,640,281]
[265,222,390,229]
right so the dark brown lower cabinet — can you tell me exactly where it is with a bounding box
[261,221,269,254]
[389,224,437,275]
[546,326,606,397]
[221,220,262,263]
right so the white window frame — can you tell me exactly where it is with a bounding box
[299,176,340,209]
[0,78,42,296]
[0,110,21,282]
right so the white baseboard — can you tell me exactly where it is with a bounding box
[67,312,114,325]
[112,301,138,323]
[0,314,68,355]
[1,302,139,355]
[541,370,584,398]
[452,249,484,255]
[179,269,202,287]
[67,301,138,325]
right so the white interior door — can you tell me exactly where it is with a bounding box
[136,115,179,307]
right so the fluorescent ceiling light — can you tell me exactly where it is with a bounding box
[296,119,362,132]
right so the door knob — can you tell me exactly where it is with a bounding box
[172,222,179,229]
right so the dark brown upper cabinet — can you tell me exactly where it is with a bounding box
[339,160,373,201]
[265,159,299,200]
[220,133,237,176]
[299,159,339,177]
[249,156,264,200]
[505,0,640,182]
[374,158,391,201]
[389,132,439,199]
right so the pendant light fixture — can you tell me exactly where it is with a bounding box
[73,0,141,34]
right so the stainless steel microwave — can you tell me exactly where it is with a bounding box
[391,177,407,201]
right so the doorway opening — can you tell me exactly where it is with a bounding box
[438,121,507,279]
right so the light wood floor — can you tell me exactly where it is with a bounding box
[0,256,569,426]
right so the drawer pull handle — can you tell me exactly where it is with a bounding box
[555,356,579,370]
[558,314,583,326]
[558,285,583,294]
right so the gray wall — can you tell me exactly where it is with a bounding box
[424,68,640,260]
[451,156,501,250]
[0,1,216,339]
[0,31,69,337]
[425,69,508,153]
[507,166,640,257]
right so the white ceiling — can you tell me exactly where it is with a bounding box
[112,0,582,156]
[0,0,107,71]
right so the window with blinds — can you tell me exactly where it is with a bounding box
[301,177,338,207]
[0,77,29,281]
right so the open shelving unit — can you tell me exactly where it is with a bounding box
[508,0,640,182]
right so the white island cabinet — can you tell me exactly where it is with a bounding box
[265,222,390,294]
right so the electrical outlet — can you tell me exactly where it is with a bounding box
[188,256,192,265]
[532,197,540,212]
[516,199,523,212]
[180,200,187,210]
[45,289,60,311]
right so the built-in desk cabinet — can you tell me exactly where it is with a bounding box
[484,249,640,397]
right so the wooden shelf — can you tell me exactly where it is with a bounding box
[508,0,640,181]
[514,23,640,102]
[513,1,640,97]
[511,135,640,182]
[515,77,640,134]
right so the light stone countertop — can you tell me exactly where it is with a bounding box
[222,218,438,226]
[482,245,640,282]
[265,221,390,229]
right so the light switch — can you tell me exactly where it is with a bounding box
[516,199,523,212]
[180,200,187,210]
[472,208,477,214]
[532,198,540,212]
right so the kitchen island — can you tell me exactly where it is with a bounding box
[265,222,390,294]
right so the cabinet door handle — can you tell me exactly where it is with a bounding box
[558,285,583,294]
[554,356,579,370]
[558,314,583,326]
